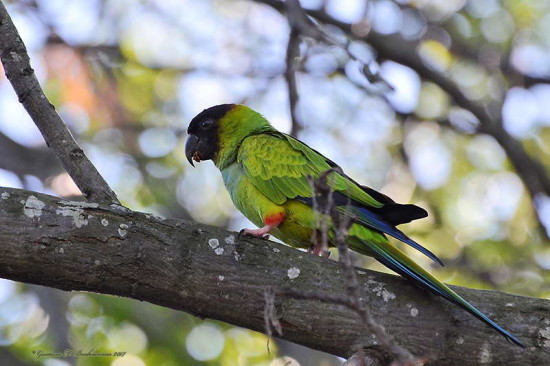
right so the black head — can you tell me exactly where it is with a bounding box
[185,104,235,166]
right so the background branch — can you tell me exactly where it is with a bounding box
[0,187,548,365]
[252,0,550,240]
[284,27,301,137]
[0,131,62,181]
[0,1,119,205]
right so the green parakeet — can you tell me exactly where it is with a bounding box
[185,104,524,347]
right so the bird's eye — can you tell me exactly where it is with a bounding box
[200,119,214,129]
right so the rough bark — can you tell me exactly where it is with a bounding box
[0,187,548,365]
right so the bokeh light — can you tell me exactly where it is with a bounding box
[186,323,225,361]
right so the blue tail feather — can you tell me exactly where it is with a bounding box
[345,206,445,267]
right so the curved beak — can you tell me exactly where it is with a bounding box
[185,134,199,167]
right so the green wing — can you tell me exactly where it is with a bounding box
[237,132,383,207]
[239,132,445,266]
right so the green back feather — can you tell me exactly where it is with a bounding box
[214,105,274,170]
[236,130,383,208]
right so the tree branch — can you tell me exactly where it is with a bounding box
[0,131,62,180]
[0,187,548,365]
[307,171,415,363]
[284,26,301,137]
[0,2,119,205]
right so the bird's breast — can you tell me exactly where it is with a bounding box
[221,163,277,227]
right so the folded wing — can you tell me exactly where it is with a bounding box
[238,132,441,265]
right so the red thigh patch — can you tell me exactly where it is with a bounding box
[264,212,285,226]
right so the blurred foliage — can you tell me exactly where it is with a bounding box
[0,0,549,365]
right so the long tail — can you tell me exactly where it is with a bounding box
[343,205,444,266]
[348,236,525,347]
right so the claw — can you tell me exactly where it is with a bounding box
[238,228,272,240]
[238,218,281,241]
[238,229,245,240]
[308,242,330,257]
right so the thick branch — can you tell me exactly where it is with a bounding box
[0,187,548,365]
[0,2,119,204]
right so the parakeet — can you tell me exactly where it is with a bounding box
[185,104,524,347]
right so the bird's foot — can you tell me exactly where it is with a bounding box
[238,227,271,240]
[308,243,330,258]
